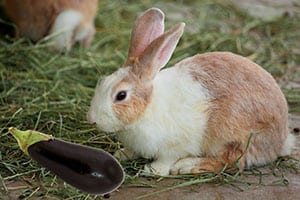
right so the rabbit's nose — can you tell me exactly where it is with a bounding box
[87,109,97,125]
[90,122,96,125]
[87,116,97,125]
[87,119,97,126]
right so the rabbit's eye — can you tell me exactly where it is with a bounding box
[115,91,127,101]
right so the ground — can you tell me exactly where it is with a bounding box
[0,0,299,200]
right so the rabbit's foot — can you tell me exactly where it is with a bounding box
[143,161,172,176]
[170,157,225,174]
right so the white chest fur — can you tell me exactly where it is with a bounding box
[117,63,211,160]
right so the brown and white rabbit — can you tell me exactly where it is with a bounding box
[87,8,295,175]
[3,0,98,51]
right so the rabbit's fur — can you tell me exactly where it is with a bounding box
[88,8,294,175]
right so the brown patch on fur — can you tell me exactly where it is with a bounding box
[125,57,158,85]
[196,158,225,173]
[125,57,146,79]
[221,142,245,167]
[112,72,153,125]
[125,57,140,67]
[188,52,289,170]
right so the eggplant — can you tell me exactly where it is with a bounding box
[8,127,124,195]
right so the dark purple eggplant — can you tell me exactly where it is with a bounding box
[9,127,124,195]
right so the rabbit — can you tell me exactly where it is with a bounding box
[3,0,98,51]
[87,8,295,176]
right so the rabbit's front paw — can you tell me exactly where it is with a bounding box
[143,161,171,176]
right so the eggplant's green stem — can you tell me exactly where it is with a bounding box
[8,127,53,155]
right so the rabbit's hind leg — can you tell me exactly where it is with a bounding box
[170,143,246,174]
[170,157,223,174]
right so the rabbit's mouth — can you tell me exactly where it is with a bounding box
[87,110,123,133]
[96,122,123,133]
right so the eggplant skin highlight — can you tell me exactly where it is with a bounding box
[9,127,125,195]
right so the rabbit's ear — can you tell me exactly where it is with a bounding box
[125,8,165,65]
[135,22,185,81]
